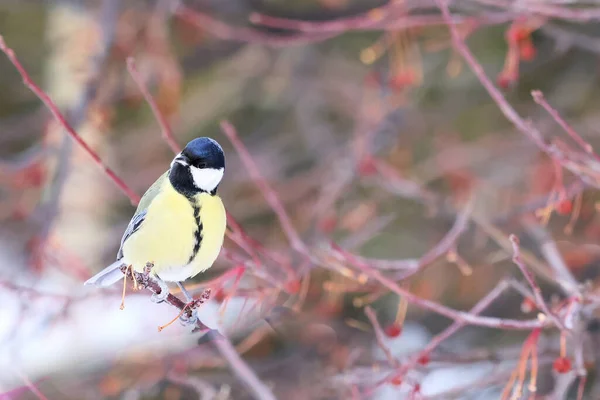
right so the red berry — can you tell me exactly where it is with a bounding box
[417,354,430,366]
[553,357,572,373]
[214,289,226,302]
[357,157,377,176]
[556,199,573,215]
[318,216,337,233]
[284,280,301,294]
[390,375,402,386]
[497,73,516,89]
[519,42,536,61]
[389,71,416,91]
[507,26,529,43]
[521,297,537,313]
[384,323,402,338]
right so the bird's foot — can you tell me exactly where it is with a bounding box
[178,288,212,326]
[179,308,199,326]
[150,277,170,303]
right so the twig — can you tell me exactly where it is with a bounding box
[436,0,547,150]
[126,57,181,154]
[364,306,400,368]
[220,120,311,260]
[0,35,140,205]
[211,334,277,400]
[330,245,545,330]
[396,279,525,379]
[532,90,599,160]
[347,196,472,271]
[521,222,581,296]
[121,264,209,332]
[175,6,335,46]
[509,234,565,331]
[436,0,600,190]
[14,369,49,400]
[250,6,511,33]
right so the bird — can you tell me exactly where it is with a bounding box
[84,137,227,312]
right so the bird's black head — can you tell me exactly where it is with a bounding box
[169,137,225,197]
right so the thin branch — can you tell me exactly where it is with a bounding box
[175,6,335,46]
[347,196,472,271]
[0,36,140,205]
[395,279,515,377]
[364,306,400,368]
[532,90,599,160]
[14,369,49,400]
[250,6,512,33]
[521,221,581,296]
[330,245,546,330]
[509,234,565,331]
[211,334,277,400]
[220,120,311,259]
[126,57,181,154]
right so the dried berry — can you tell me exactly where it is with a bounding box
[553,357,572,373]
[384,323,402,338]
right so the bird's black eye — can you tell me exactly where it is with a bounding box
[197,162,207,169]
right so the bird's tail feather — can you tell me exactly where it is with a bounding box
[84,260,126,287]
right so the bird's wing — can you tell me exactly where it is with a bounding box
[116,171,169,259]
[135,171,169,214]
[116,209,146,260]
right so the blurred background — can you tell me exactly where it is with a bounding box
[2,0,600,399]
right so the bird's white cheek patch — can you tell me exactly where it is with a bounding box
[190,167,224,192]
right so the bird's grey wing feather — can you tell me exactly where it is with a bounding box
[116,209,147,260]
[116,171,169,259]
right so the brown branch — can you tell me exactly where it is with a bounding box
[347,196,472,271]
[531,90,599,160]
[330,245,546,330]
[364,306,400,368]
[0,36,140,206]
[211,333,277,400]
[126,57,181,154]
[220,120,311,260]
[509,234,565,331]
[121,264,210,332]
[250,6,512,33]
[175,6,335,46]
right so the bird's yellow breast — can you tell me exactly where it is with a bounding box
[121,180,226,282]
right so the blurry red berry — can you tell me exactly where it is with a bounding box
[389,71,416,91]
[553,357,572,373]
[390,375,403,386]
[556,199,573,215]
[507,26,529,43]
[358,157,377,176]
[519,41,536,61]
[384,323,402,338]
[417,354,430,366]
[284,279,301,294]
[497,73,517,89]
[318,216,337,233]
[214,288,226,302]
[521,297,537,314]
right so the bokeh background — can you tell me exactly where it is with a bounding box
[2,0,600,399]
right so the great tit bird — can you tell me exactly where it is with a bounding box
[84,137,227,304]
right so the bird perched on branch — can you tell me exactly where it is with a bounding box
[84,137,227,314]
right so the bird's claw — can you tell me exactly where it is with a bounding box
[150,277,170,303]
[179,309,199,326]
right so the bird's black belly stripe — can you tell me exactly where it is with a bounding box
[187,198,203,264]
